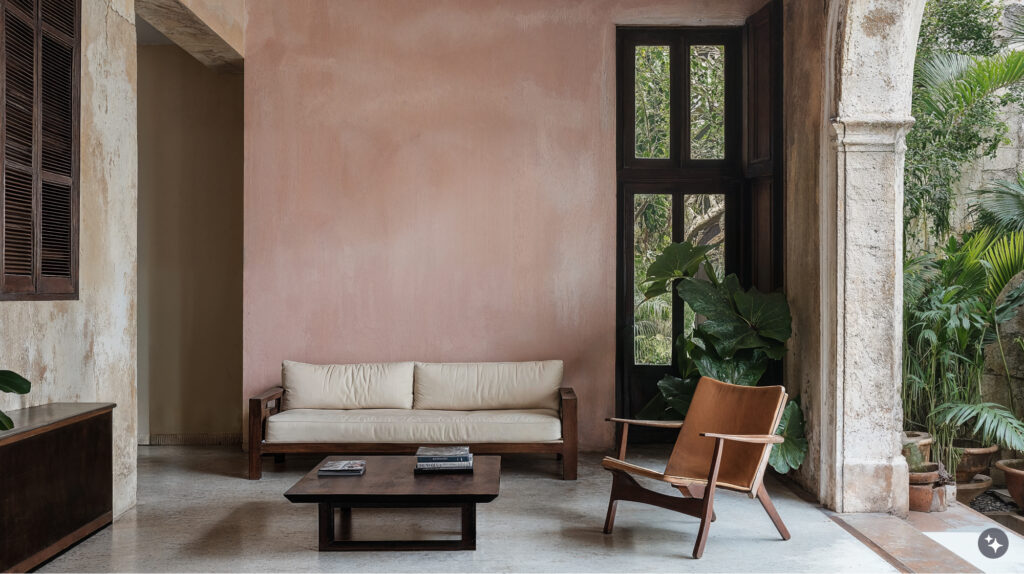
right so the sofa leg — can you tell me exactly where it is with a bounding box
[562,448,577,480]
[248,446,263,480]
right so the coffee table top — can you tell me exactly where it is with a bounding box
[284,455,501,504]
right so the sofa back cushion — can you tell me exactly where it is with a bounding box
[413,361,563,411]
[282,360,414,410]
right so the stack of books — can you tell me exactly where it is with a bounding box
[414,446,473,474]
[318,460,366,476]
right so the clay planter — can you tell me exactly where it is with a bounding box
[909,462,942,513]
[909,462,940,485]
[953,439,999,483]
[903,431,933,463]
[955,474,992,505]
[994,459,1024,509]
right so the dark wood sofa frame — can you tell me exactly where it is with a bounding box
[248,386,578,480]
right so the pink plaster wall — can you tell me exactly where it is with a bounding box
[243,0,765,450]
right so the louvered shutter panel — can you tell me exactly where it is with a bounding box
[1,0,78,298]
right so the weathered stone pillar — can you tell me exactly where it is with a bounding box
[828,118,913,514]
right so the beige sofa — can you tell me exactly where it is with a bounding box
[248,360,577,479]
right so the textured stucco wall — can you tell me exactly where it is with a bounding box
[242,0,766,451]
[0,0,138,515]
[782,0,825,498]
[138,44,243,443]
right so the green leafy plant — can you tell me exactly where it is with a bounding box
[635,241,805,474]
[902,229,1024,475]
[904,0,1024,251]
[0,370,31,430]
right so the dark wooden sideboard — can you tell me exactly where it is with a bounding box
[0,403,115,572]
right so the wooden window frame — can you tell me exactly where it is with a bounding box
[0,0,81,301]
[616,26,744,432]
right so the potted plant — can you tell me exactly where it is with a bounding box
[903,231,1024,487]
[0,370,32,430]
[634,241,808,474]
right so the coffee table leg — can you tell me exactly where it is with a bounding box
[460,503,476,550]
[339,507,352,540]
[318,503,334,550]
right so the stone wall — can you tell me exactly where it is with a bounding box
[0,0,138,516]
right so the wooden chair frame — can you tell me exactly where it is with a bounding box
[602,416,790,559]
[248,386,578,480]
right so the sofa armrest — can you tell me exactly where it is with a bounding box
[248,386,284,479]
[559,387,578,480]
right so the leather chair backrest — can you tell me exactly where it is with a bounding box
[665,376,786,492]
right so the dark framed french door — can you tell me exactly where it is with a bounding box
[617,181,742,431]
[615,1,782,433]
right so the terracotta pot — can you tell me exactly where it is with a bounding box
[953,440,998,483]
[909,462,940,485]
[955,474,992,505]
[909,483,936,512]
[994,459,1024,509]
[903,431,933,463]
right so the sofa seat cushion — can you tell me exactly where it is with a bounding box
[282,361,414,410]
[265,408,562,443]
[414,361,563,411]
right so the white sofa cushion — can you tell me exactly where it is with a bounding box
[265,408,562,443]
[413,361,562,411]
[281,360,414,410]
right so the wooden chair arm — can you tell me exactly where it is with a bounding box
[606,418,684,459]
[607,417,684,429]
[700,432,783,444]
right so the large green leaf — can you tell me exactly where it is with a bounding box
[0,370,31,395]
[0,409,11,431]
[733,289,793,343]
[676,276,734,320]
[689,339,766,386]
[769,400,807,474]
[657,375,699,417]
[635,392,676,420]
[642,242,715,298]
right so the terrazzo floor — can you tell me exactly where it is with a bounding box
[40,445,897,572]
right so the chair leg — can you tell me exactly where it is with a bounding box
[692,438,725,559]
[675,485,715,521]
[756,483,791,540]
[603,497,619,534]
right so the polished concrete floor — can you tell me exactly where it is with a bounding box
[41,446,896,572]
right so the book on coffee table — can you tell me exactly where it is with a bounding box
[416,446,472,462]
[415,446,473,474]
[318,460,366,476]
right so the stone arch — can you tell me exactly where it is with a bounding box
[817,0,927,514]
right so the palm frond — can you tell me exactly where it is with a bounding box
[973,173,1024,233]
[918,51,1024,119]
[981,230,1024,304]
[933,401,1024,452]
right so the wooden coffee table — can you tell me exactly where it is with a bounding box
[284,455,500,551]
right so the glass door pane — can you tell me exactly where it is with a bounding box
[633,193,673,365]
[634,46,671,159]
[682,194,725,337]
[689,45,725,159]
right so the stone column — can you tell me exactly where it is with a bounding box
[828,118,913,514]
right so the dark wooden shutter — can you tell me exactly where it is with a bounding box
[743,0,782,292]
[0,0,78,299]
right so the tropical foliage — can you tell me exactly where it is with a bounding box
[0,370,31,430]
[904,0,1024,250]
[634,241,805,474]
[902,230,1024,473]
